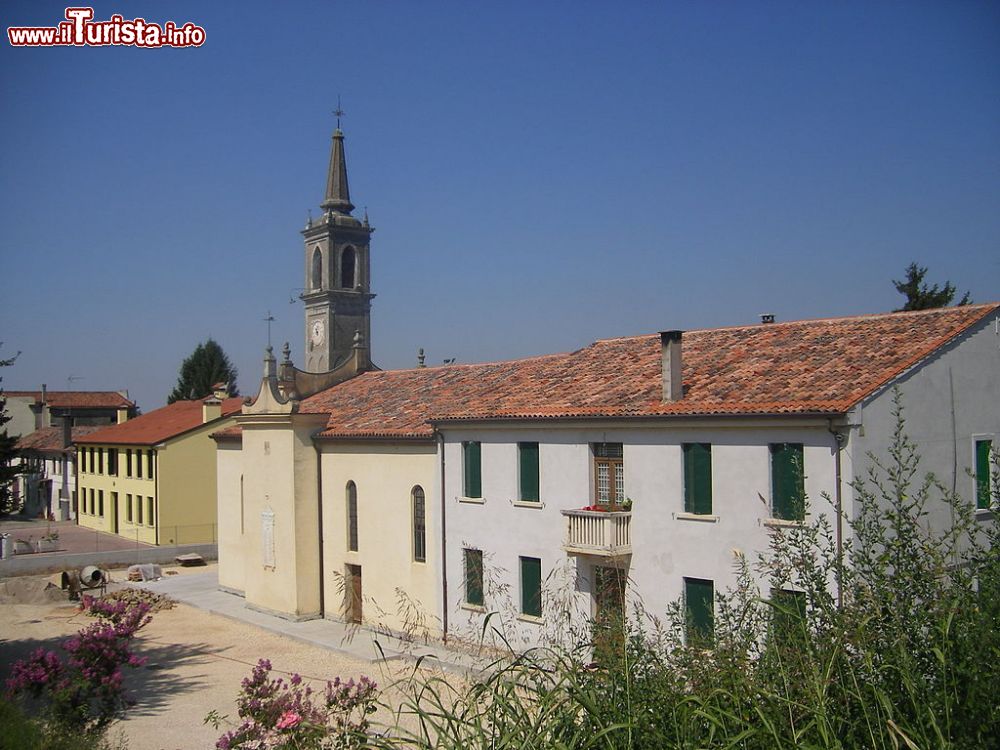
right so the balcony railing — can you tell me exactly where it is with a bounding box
[561,509,632,557]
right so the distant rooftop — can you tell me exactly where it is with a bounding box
[77,397,244,446]
[5,391,134,409]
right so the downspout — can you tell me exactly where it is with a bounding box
[438,431,448,643]
[827,420,845,608]
[315,440,325,618]
[154,450,160,546]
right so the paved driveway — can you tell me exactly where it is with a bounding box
[0,517,152,555]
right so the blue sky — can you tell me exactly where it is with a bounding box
[2,0,998,411]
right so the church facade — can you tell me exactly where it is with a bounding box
[215,124,999,648]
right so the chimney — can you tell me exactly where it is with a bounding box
[39,383,51,429]
[760,313,775,324]
[212,381,229,400]
[116,407,130,424]
[202,395,222,423]
[660,330,684,401]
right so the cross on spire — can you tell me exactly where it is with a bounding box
[333,96,345,130]
[263,310,275,348]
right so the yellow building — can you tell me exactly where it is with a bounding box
[77,392,243,545]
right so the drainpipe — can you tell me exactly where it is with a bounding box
[438,431,448,643]
[315,440,325,618]
[827,420,845,608]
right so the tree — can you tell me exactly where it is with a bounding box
[167,339,239,404]
[893,262,971,311]
[1,343,22,515]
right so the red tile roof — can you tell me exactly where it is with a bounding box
[75,398,244,446]
[301,304,998,439]
[16,426,104,453]
[4,391,134,409]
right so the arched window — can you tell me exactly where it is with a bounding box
[346,481,358,552]
[412,485,426,562]
[311,248,322,289]
[341,246,356,289]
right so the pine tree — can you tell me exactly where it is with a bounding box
[167,339,239,404]
[0,344,22,515]
[893,262,971,311]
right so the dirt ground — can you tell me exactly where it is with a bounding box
[0,568,440,749]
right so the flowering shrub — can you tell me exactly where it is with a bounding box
[5,597,151,733]
[210,659,378,749]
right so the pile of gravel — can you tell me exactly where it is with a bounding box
[0,577,66,604]
[95,587,176,613]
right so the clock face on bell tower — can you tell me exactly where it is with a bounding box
[310,320,325,347]
[299,123,374,374]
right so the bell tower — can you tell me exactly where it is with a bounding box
[300,117,374,373]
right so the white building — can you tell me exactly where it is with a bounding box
[436,308,1000,647]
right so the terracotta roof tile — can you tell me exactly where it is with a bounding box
[16,426,104,453]
[301,304,998,438]
[211,425,243,441]
[4,391,134,409]
[75,398,244,446]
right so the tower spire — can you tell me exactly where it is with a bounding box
[321,101,354,215]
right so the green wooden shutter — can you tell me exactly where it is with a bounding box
[770,589,807,646]
[521,557,542,617]
[464,442,482,498]
[685,577,714,645]
[771,443,804,520]
[976,440,993,509]
[519,442,539,502]
[465,549,483,606]
[683,443,713,514]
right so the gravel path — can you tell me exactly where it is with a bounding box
[0,572,440,749]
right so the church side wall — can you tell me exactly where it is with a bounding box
[319,442,440,637]
[216,440,245,594]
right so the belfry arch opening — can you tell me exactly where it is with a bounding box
[311,248,322,289]
[341,246,356,289]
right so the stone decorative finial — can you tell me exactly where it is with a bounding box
[353,329,363,349]
[264,345,276,378]
[282,342,291,364]
[417,348,426,368]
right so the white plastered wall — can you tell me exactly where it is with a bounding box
[442,422,840,649]
[848,316,1000,532]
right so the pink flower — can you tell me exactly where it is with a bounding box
[275,710,302,730]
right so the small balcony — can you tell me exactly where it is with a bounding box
[561,509,632,557]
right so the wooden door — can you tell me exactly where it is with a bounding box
[345,564,362,623]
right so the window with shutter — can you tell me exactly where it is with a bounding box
[684,577,714,645]
[463,442,482,498]
[520,556,542,617]
[518,442,539,502]
[464,548,484,606]
[683,443,713,515]
[770,443,804,521]
[976,439,994,510]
